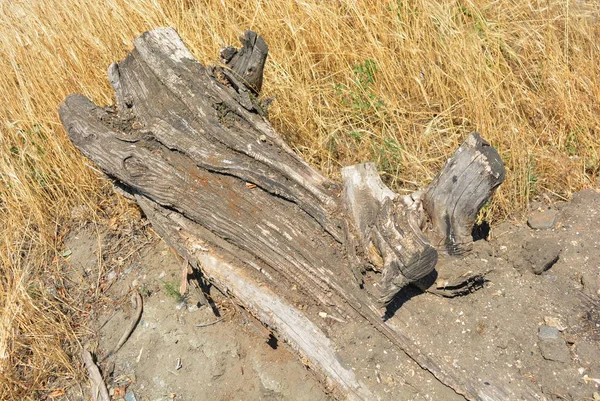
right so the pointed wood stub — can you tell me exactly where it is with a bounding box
[220,30,268,94]
[423,132,506,255]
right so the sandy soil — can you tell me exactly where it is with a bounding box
[63,189,600,401]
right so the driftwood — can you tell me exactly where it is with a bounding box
[59,28,547,400]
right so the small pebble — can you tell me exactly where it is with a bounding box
[124,391,137,401]
[539,339,570,363]
[522,238,561,274]
[544,316,567,331]
[527,209,558,230]
[538,325,560,340]
[538,328,570,363]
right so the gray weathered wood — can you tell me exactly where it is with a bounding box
[220,30,268,94]
[60,27,542,401]
[341,163,437,305]
[81,349,110,401]
[137,195,375,401]
[423,133,506,255]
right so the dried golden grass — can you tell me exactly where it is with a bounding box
[0,0,598,398]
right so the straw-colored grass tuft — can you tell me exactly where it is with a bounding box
[1,0,598,398]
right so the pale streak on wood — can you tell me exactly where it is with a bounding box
[199,252,375,401]
[341,163,396,245]
[134,27,196,63]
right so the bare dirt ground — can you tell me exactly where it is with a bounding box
[62,189,600,401]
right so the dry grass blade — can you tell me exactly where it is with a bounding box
[0,0,599,399]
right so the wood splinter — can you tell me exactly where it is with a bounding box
[341,163,437,306]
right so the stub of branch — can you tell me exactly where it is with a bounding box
[423,132,505,255]
[220,30,268,94]
[342,163,437,306]
[341,163,396,246]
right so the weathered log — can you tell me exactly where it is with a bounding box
[60,27,545,401]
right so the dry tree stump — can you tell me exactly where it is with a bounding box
[60,28,546,401]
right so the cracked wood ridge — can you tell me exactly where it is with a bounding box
[59,27,543,401]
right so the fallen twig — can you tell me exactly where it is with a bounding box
[81,349,110,401]
[195,316,225,328]
[102,291,143,362]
